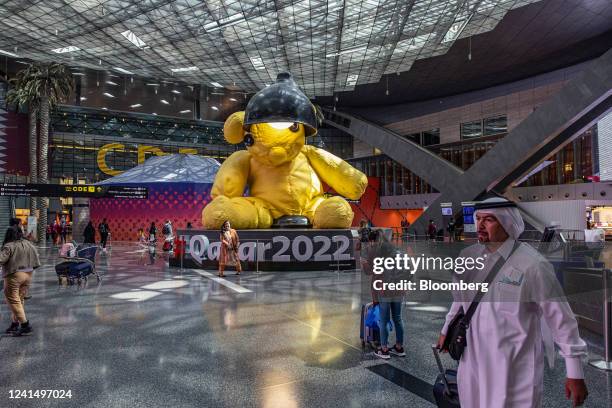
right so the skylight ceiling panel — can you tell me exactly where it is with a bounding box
[157,45,183,64]
[501,0,522,11]
[1,14,29,30]
[68,0,102,14]
[428,42,452,58]
[476,0,498,13]
[0,0,25,8]
[147,5,174,24]
[33,1,60,16]
[513,0,540,7]
[467,17,499,36]
[18,5,46,20]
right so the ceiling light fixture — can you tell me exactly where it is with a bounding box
[121,30,146,48]
[249,56,265,70]
[170,66,198,73]
[210,81,223,88]
[346,74,359,86]
[326,44,367,58]
[152,113,157,116]
[102,107,108,110]
[51,45,80,54]
[442,15,473,43]
[0,49,20,58]
[106,80,118,86]
[229,98,237,102]
[211,106,219,111]
[130,103,142,108]
[103,92,114,98]
[205,14,247,32]
[80,97,87,101]
[161,99,169,105]
[113,67,134,75]
[171,90,181,94]
[179,110,191,114]
[146,83,160,86]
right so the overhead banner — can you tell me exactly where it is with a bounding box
[170,229,358,271]
[0,183,148,199]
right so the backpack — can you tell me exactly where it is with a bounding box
[162,224,170,235]
[99,223,108,234]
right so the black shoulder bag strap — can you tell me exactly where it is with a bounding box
[463,240,521,324]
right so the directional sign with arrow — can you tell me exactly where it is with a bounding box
[0,183,148,199]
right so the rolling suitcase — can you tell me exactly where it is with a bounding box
[432,345,460,407]
[360,302,380,348]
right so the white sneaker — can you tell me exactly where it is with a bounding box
[374,348,390,359]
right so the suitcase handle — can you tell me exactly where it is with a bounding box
[432,345,452,396]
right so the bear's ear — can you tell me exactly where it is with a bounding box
[223,111,246,144]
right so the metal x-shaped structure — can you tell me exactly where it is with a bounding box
[324,47,612,231]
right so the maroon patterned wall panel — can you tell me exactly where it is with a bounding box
[1,110,29,176]
[89,182,212,241]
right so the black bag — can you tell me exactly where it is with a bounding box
[162,225,170,235]
[432,345,460,407]
[443,241,520,361]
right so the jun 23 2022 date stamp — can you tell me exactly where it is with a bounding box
[9,390,72,399]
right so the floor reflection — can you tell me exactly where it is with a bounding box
[0,243,606,408]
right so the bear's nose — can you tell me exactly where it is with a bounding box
[269,147,287,164]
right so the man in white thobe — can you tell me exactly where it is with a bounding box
[437,198,588,407]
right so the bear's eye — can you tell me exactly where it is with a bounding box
[289,122,299,132]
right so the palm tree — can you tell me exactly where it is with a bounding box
[6,65,40,231]
[9,63,74,243]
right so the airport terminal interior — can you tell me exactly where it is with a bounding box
[0,0,611,407]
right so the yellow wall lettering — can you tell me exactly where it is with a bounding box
[97,143,125,176]
[137,145,167,164]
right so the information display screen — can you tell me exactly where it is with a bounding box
[462,206,475,224]
[441,207,452,216]
[0,183,148,199]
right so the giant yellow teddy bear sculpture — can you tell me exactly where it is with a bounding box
[202,72,368,229]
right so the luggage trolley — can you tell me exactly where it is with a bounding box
[55,244,100,285]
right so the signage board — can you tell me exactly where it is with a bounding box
[0,183,148,199]
[170,229,358,271]
[462,202,477,235]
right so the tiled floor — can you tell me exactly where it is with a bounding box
[0,243,610,407]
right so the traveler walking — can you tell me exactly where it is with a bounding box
[428,219,437,240]
[98,218,110,252]
[0,225,40,336]
[447,219,456,242]
[148,222,157,243]
[218,220,241,277]
[83,221,96,244]
[436,198,588,407]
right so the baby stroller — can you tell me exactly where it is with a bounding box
[56,244,99,285]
